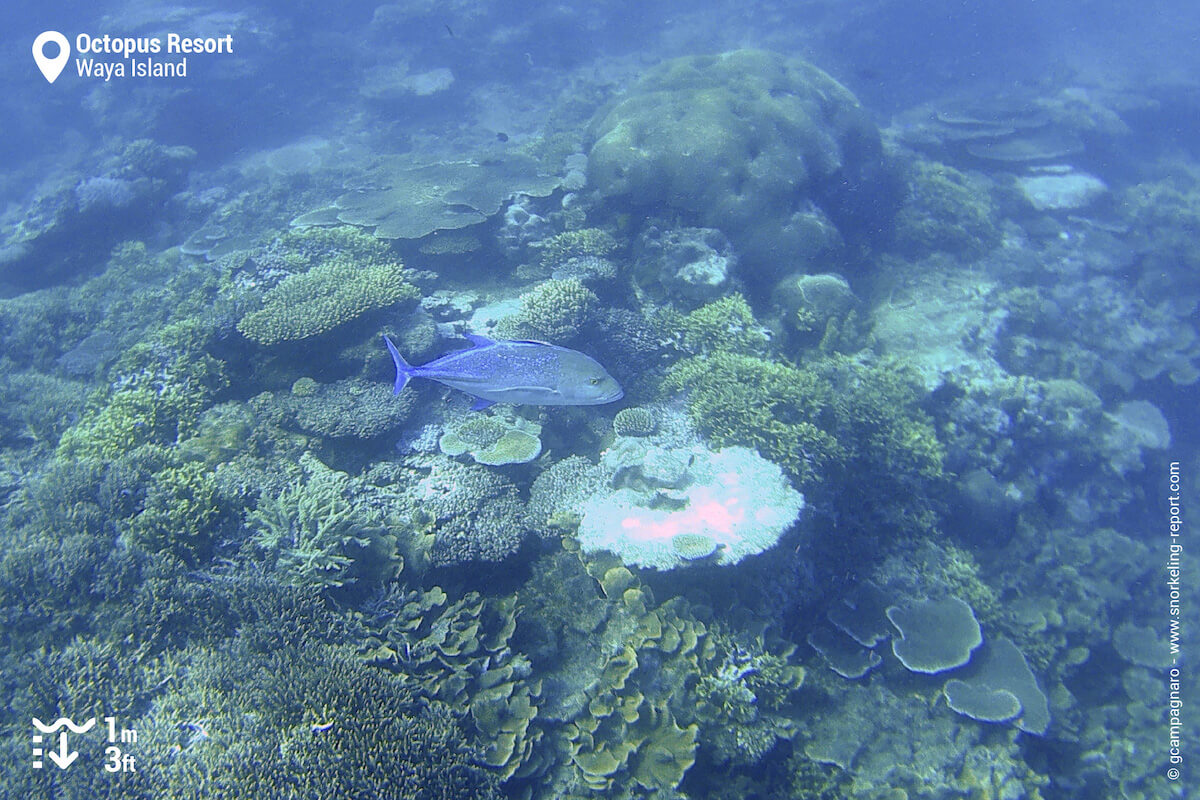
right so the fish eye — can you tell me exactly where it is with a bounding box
[590,377,600,385]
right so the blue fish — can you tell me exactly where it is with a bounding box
[384,334,623,409]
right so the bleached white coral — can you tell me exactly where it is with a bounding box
[577,445,803,570]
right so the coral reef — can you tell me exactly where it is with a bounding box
[532,227,620,267]
[398,455,530,565]
[662,352,946,540]
[673,293,771,357]
[527,455,608,530]
[633,226,738,304]
[612,406,656,438]
[886,596,982,674]
[663,352,839,487]
[272,377,417,440]
[329,154,561,240]
[125,457,232,568]
[142,628,504,799]
[1,33,1195,800]
[357,586,538,780]
[56,367,216,461]
[0,140,196,290]
[246,454,399,590]
[773,272,859,342]
[942,637,1050,734]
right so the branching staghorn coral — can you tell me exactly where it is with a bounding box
[246,454,395,590]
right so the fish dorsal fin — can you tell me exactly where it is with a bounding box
[465,333,496,348]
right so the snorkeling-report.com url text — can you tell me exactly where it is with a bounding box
[1166,460,1184,782]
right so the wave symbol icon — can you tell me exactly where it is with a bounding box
[32,717,96,734]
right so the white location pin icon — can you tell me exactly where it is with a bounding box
[33,31,70,84]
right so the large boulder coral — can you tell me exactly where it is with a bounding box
[587,49,898,283]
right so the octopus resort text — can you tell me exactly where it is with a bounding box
[73,33,234,81]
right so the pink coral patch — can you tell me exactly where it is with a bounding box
[618,486,746,543]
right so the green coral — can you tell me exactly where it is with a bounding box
[513,550,813,794]
[56,370,213,461]
[139,634,503,799]
[246,454,398,590]
[533,227,620,267]
[497,277,598,342]
[55,314,228,462]
[0,371,89,447]
[291,376,318,396]
[675,293,772,356]
[891,158,1001,258]
[237,227,419,345]
[357,587,538,780]
[125,458,230,567]
[664,352,945,536]
[664,351,840,486]
[177,402,256,467]
[691,627,807,765]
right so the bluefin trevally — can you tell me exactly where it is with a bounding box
[384,334,623,409]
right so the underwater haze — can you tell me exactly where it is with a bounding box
[1,0,1198,798]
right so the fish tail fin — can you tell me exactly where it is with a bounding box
[383,335,413,395]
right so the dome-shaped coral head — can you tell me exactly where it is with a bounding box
[385,333,622,409]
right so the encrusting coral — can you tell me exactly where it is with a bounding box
[439,410,543,466]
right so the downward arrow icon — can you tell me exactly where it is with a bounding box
[47,732,78,769]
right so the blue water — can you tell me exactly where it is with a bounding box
[1,1,1197,798]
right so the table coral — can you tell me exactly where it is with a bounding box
[887,596,983,674]
[330,154,561,240]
